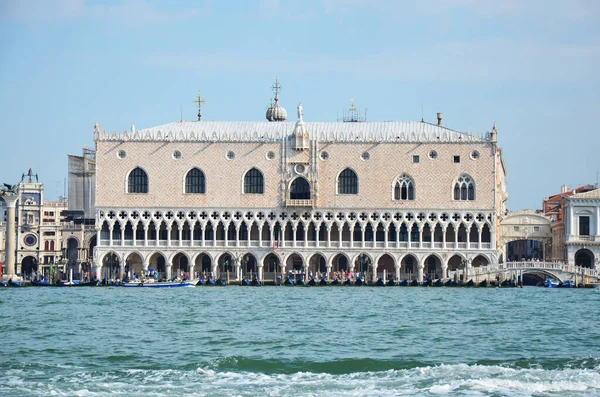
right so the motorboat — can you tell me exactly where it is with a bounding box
[543,278,559,288]
[31,279,99,287]
[120,280,195,288]
[1,279,25,287]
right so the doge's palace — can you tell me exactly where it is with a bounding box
[93,82,507,283]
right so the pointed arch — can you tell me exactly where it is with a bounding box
[453,174,475,201]
[185,167,206,194]
[244,168,264,194]
[337,168,358,194]
[290,177,311,200]
[128,167,148,193]
[393,174,415,200]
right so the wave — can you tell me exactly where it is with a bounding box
[1,359,599,396]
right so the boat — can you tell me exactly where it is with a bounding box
[422,279,433,287]
[386,279,396,286]
[240,279,251,286]
[330,279,340,286]
[354,278,365,286]
[410,280,419,287]
[1,279,26,287]
[31,280,99,287]
[343,279,353,286]
[561,280,575,288]
[375,278,385,287]
[318,278,329,286]
[444,279,455,287]
[196,278,206,286]
[433,279,444,287]
[120,280,196,288]
[284,277,295,286]
[296,278,306,286]
[251,278,261,287]
[478,279,489,288]
[308,278,317,286]
[501,279,516,288]
[543,278,559,288]
[465,280,475,287]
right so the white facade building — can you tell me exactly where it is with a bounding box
[93,88,508,283]
[562,188,600,268]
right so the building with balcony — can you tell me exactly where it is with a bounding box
[93,84,508,283]
[548,186,600,267]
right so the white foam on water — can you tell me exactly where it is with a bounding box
[2,363,600,396]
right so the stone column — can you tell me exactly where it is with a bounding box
[371,264,378,283]
[395,264,400,281]
[2,195,18,278]
[109,223,114,246]
[417,264,424,284]
[441,263,448,279]
[442,225,447,249]
[179,226,183,247]
[166,264,172,280]
[327,226,331,248]
[144,225,148,247]
[235,263,241,281]
[258,264,264,281]
[478,228,482,249]
[326,264,332,281]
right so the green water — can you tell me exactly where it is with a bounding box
[1,286,599,396]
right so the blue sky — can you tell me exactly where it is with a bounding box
[1,0,598,210]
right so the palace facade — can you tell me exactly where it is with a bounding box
[93,92,508,283]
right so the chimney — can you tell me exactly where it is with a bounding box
[437,112,443,126]
[561,185,568,193]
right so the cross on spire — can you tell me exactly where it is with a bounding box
[271,76,282,102]
[194,90,206,121]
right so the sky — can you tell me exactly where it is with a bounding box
[0,0,599,210]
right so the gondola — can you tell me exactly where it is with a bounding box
[444,279,455,287]
[284,277,295,286]
[560,280,575,288]
[375,278,385,287]
[398,279,409,287]
[343,279,353,286]
[206,279,216,286]
[30,280,99,287]
[501,279,516,288]
[196,279,206,286]
[1,279,26,287]
[478,279,489,288]
[354,278,365,286]
[319,278,329,286]
[251,278,261,286]
[216,279,227,286]
[433,279,444,287]
[386,279,396,286]
[330,279,340,286]
[410,280,419,287]
[465,279,475,287]
[240,279,251,286]
[422,279,433,287]
[308,278,317,286]
[296,278,306,286]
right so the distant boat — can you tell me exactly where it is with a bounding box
[31,280,99,287]
[1,279,25,287]
[544,278,559,288]
[120,280,195,288]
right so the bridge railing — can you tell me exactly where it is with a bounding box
[475,261,598,278]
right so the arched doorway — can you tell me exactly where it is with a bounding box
[575,249,594,268]
[148,252,166,278]
[472,255,490,267]
[354,253,372,274]
[21,256,38,278]
[447,254,466,280]
[400,254,418,280]
[308,253,327,276]
[263,253,281,281]
[424,254,442,279]
[376,254,395,279]
[102,252,120,281]
[331,253,349,273]
[125,252,143,278]
[216,253,233,279]
[241,253,258,277]
[172,253,190,279]
[506,239,544,262]
[194,253,212,276]
[66,238,79,278]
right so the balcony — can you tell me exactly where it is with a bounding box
[285,199,314,207]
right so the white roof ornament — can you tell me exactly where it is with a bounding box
[492,122,498,133]
[297,103,303,121]
[131,123,136,134]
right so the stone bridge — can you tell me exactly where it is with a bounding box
[467,261,599,284]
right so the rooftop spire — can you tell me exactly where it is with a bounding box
[193,90,206,121]
[271,76,282,102]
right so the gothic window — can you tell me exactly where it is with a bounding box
[454,174,475,201]
[290,177,311,200]
[128,167,148,193]
[244,168,264,194]
[337,168,358,194]
[394,174,415,200]
[185,168,206,194]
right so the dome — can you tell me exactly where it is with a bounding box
[266,99,287,122]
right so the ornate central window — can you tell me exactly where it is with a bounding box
[394,174,415,200]
[454,174,475,201]
[290,177,311,200]
[128,167,148,193]
[337,168,358,194]
[185,168,206,194]
[244,168,264,194]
